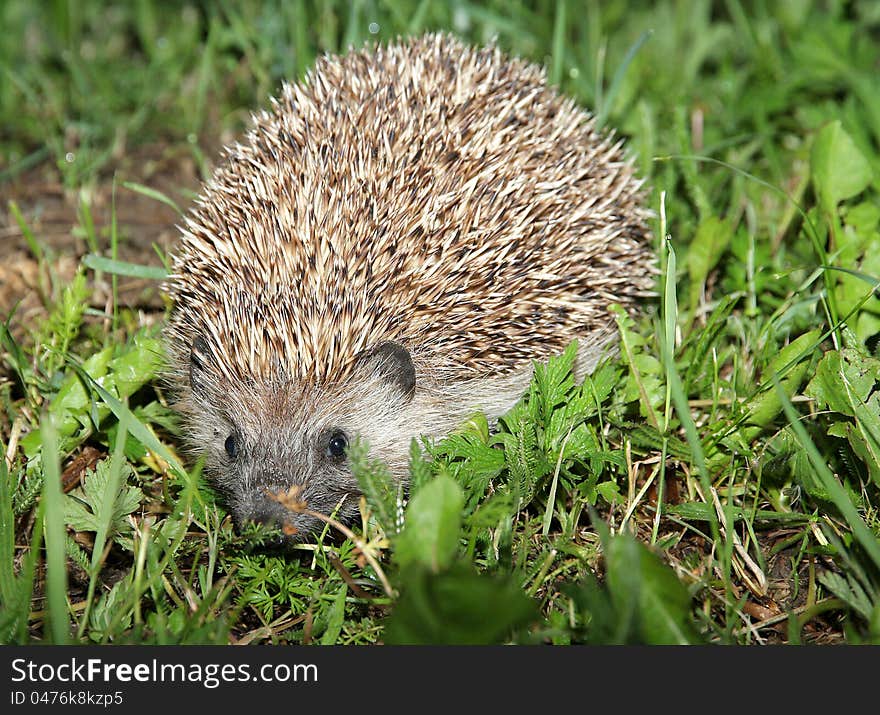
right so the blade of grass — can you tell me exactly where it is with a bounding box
[406,0,433,34]
[82,254,168,281]
[542,427,573,536]
[191,21,216,135]
[660,191,675,433]
[122,181,182,216]
[69,360,188,482]
[550,0,566,87]
[77,194,99,254]
[595,29,653,127]
[10,507,44,643]
[342,0,363,50]
[0,146,49,183]
[0,456,15,606]
[659,230,725,571]
[110,175,119,335]
[7,199,44,267]
[41,412,70,644]
[0,317,33,399]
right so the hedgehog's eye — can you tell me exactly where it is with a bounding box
[224,434,239,459]
[326,430,348,460]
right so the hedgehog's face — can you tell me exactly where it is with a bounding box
[188,340,417,547]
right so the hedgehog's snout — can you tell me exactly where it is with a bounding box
[249,494,290,528]
[236,486,310,547]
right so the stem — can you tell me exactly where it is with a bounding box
[304,509,396,599]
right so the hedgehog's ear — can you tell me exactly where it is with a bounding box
[189,335,211,395]
[359,341,415,400]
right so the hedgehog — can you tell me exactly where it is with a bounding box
[163,33,654,544]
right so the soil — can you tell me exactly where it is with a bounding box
[0,143,205,343]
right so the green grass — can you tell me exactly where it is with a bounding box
[2,0,880,644]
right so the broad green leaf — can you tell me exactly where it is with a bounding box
[613,298,665,422]
[108,334,163,398]
[833,418,880,489]
[396,473,464,572]
[582,361,621,412]
[811,120,873,213]
[626,354,665,414]
[746,330,820,427]
[20,331,163,458]
[19,347,113,457]
[52,347,112,416]
[384,565,535,645]
[319,584,348,645]
[456,412,490,443]
[595,480,624,505]
[560,423,599,462]
[604,532,699,645]
[806,348,880,416]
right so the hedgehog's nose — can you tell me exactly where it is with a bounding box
[251,502,285,529]
[246,509,289,550]
[248,497,300,546]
